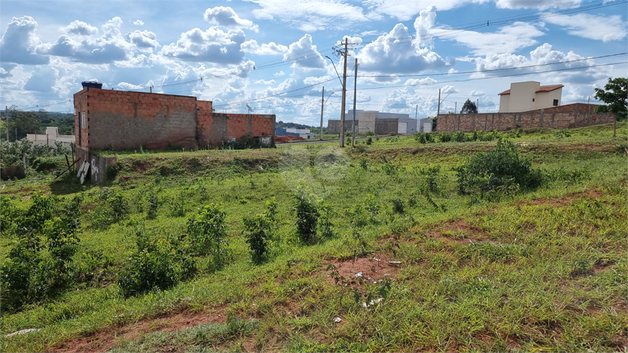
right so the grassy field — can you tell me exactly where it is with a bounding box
[1,124,626,352]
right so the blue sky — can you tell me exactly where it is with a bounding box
[1,0,626,126]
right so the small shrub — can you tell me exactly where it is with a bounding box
[118,232,196,297]
[439,132,452,142]
[366,136,372,145]
[453,131,467,142]
[32,157,59,172]
[294,193,319,243]
[318,203,335,239]
[454,139,542,197]
[186,204,228,260]
[146,194,159,220]
[169,193,188,217]
[244,198,278,264]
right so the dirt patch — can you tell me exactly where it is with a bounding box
[53,305,227,353]
[520,189,604,208]
[428,219,489,244]
[325,254,401,285]
[275,135,305,143]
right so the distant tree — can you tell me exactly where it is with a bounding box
[594,77,627,121]
[8,110,41,141]
[460,99,478,114]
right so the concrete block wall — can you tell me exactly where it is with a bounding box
[327,120,358,134]
[436,103,615,132]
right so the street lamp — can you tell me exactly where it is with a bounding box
[325,56,343,86]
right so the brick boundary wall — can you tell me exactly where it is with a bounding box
[436,103,615,132]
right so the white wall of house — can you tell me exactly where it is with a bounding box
[499,81,563,113]
[26,127,75,147]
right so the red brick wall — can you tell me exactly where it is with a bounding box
[437,103,615,132]
[74,88,276,150]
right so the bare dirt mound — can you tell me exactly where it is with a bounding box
[325,253,401,285]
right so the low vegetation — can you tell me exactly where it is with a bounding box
[1,124,626,352]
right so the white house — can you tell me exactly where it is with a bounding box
[498,81,563,113]
[26,127,75,147]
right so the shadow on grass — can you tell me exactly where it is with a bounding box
[49,174,92,195]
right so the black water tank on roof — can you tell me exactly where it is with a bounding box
[81,81,102,89]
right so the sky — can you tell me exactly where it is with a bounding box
[0,0,626,126]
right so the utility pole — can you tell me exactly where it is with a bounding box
[436,88,441,117]
[477,99,479,113]
[415,104,418,119]
[320,87,324,140]
[339,38,348,148]
[455,102,457,114]
[5,106,9,142]
[352,58,358,147]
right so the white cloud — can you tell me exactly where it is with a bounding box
[405,77,437,86]
[274,70,285,76]
[495,0,581,9]
[542,12,627,42]
[241,39,288,55]
[254,79,276,84]
[160,27,246,64]
[204,6,259,31]
[0,16,49,65]
[357,23,446,74]
[126,30,159,50]
[303,75,332,85]
[64,20,98,36]
[247,0,373,31]
[440,21,545,55]
[284,34,325,69]
[413,6,437,48]
[133,20,144,26]
[117,82,144,90]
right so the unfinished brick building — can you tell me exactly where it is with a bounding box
[72,85,275,183]
[74,87,275,150]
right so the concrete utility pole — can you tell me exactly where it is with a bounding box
[415,104,418,119]
[320,87,324,140]
[477,99,479,113]
[339,38,348,148]
[352,58,358,147]
[455,102,457,114]
[436,88,441,117]
[5,106,8,142]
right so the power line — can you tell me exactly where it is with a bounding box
[360,61,628,91]
[358,52,627,78]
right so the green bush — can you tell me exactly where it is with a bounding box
[186,204,228,260]
[454,139,542,198]
[118,231,196,297]
[0,194,82,312]
[294,193,319,243]
[366,136,372,145]
[146,194,159,220]
[438,132,452,142]
[32,157,60,172]
[243,199,277,264]
[91,189,129,229]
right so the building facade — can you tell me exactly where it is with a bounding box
[498,81,563,113]
[73,87,275,150]
[26,127,75,148]
[328,110,418,135]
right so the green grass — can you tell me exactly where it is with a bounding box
[1,124,626,352]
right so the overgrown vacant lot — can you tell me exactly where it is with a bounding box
[1,125,626,352]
